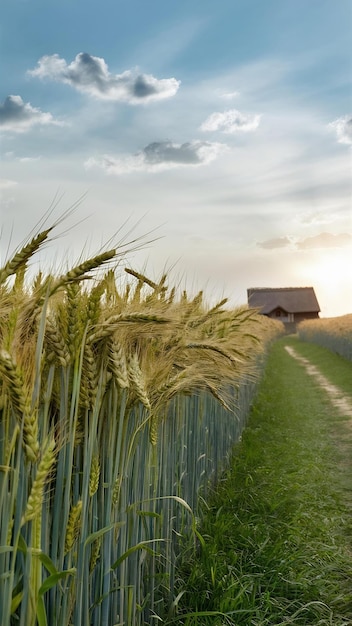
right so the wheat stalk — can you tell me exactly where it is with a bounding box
[66,282,83,359]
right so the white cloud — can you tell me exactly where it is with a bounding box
[329,115,352,145]
[28,52,180,104]
[200,108,261,134]
[257,236,292,250]
[257,232,352,252]
[219,91,240,100]
[297,232,352,250]
[85,140,226,174]
[18,156,42,163]
[299,210,343,226]
[0,178,18,189]
[0,95,62,133]
[3,151,41,162]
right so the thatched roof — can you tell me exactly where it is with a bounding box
[247,287,320,314]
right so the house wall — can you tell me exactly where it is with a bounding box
[265,310,319,334]
[294,312,319,323]
[268,308,293,323]
[266,311,319,323]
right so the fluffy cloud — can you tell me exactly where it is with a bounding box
[257,236,292,250]
[28,52,180,103]
[200,108,261,133]
[0,95,61,132]
[297,232,352,250]
[85,140,226,174]
[329,115,352,145]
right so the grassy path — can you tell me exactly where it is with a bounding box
[171,336,352,625]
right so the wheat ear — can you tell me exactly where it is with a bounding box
[45,318,71,367]
[23,410,40,463]
[0,349,39,461]
[51,249,117,294]
[0,228,52,286]
[0,349,27,415]
[87,313,170,344]
[149,413,158,446]
[127,352,151,410]
[108,339,129,389]
[89,537,101,573]
[21,438,56,525]
[89,454,100,497]
[64,500,83,554]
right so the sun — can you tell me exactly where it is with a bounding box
[297,247,352,317]
[309,248,351,284]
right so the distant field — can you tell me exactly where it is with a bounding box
[298,313,352,362]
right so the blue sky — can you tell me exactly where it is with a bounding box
[1,0,351,316]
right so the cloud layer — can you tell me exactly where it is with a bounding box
[28,52,180,103]
[85,140,225,174]
[257,236,292,250]
[0,95,61,132]
[258,232,352,250]
[0,178,18,189]
[200,108,261,133]
[296,232,352,250]
[329,115,352,145]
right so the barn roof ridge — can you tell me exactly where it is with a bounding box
[247,286,320,315]
[247,286,315,291]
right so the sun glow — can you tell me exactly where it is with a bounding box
[298,248,352,317]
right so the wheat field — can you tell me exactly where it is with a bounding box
[298,314,352,362]
[0,223,283,625]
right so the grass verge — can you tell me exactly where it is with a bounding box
[290,333,352,397]
[168,336,352,625]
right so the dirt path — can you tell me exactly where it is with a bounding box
[284,344,352,417]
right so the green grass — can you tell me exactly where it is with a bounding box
[168,336,352,625]
[290,334,352,397]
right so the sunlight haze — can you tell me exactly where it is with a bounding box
[1,0,351,317]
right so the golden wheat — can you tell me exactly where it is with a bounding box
[0,228,53,286]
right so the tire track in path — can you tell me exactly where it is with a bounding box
[284,345,352,417]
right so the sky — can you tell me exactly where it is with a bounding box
[0,0,351,317]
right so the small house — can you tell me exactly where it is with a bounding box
[247,287,320,332]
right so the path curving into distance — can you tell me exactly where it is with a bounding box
[285,345,352,417]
